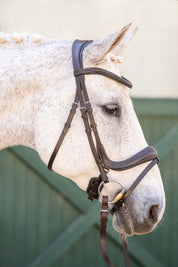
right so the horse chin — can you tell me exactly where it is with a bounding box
[112,207,158,236]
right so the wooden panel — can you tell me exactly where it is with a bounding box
[0,149,80,267]
[133,99,178,116]
[0,98,178,267]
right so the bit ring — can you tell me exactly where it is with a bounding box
[98,178,125,204]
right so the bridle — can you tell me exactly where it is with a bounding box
[47,40,159,267]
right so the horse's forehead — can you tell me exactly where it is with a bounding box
[85,74,129,104]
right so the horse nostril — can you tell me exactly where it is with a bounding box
[149,205,159,222]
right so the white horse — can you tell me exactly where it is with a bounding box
[0,24,165,236]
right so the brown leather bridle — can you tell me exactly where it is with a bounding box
[48,40,159,267]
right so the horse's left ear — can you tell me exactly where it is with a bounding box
[84,23,138,63]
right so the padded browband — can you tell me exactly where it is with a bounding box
[74,68,132,89]
[97,145,158,171]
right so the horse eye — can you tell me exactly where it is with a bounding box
[103,104,120,116]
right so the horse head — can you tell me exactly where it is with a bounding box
[0,24,164,237]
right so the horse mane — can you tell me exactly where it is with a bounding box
[0,32,71,50]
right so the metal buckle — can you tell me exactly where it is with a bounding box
[73,102,79,107]
[98,178,125,204]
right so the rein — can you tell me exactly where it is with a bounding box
[47,40,159,267]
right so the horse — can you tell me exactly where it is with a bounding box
[0,24,165,239]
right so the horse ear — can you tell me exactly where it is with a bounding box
[84,23,138,63]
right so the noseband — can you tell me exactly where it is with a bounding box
[48,40,159,267]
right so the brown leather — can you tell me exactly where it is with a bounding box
[48,102,78,170]
[74,67,132,88]
[97,145,158,171]
[100,198,130,267]
[87,176,103,201]
[47,39,160,267]
[100,196,114,267]
[110,158,159,214]
[120,234,131,267]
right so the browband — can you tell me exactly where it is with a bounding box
[74,68,132,88]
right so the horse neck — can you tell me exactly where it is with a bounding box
[0,37,72,150]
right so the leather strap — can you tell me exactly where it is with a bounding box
[100,196,114,267]
[87,176,103,201]
[100,197,130,267]
[110,158,159,214]
[74,67,132,88]
[48,101,78,170]
[120,233,131,267]
[73,40,109,183]
[98,144,158,171]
